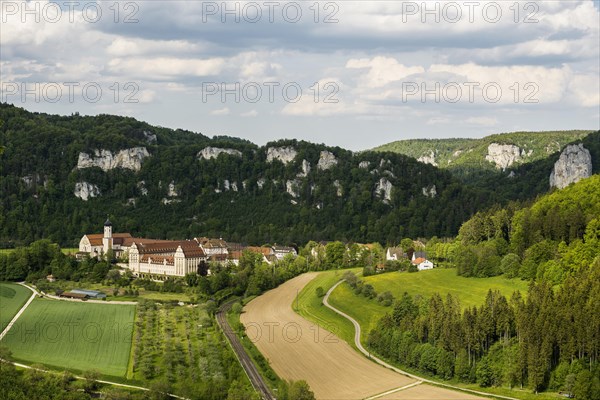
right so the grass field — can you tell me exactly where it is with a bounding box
[0,298,135,377]
[329,268,529,340]
[0,283,33,331]
[295,268,361,347]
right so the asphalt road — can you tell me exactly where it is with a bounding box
[216,299,275,400]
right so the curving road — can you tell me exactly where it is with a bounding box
[216,299,275,400]
[323,280,518,400]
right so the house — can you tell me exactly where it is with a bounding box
[246,246,275,264]
[272,245,297,260]
[411,251,434,271]
[386,247,407,261]
[196,237,228,256]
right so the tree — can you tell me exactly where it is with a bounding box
[315,286,325,298]
[288,380,316,400]
[83,370,101,393]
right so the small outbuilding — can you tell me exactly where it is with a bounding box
[70,289,107,299]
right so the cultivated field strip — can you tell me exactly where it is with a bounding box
[241,273,414,400]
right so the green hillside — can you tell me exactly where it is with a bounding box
[374,131,594,172]
[0,104,508,247]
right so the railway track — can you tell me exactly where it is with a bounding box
[215,299,275,400]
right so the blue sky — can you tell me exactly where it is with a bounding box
[1,0,599,150]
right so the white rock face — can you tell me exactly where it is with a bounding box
[317,151,338,171]
[266,146,297,164]
[77,147,150,172]
[257,178,266,189]
[162,198,181,205]
[359,161,370,169]
[231,182,239,192]
[297,159,311,177]
[333,180,343,197]
[143,130,157,143]
[549,144,592,189]
[198,147,242,160]
[137,181,148,196]
[167,181,178,197]
[223,180,231,191]
[74,182,100,201]
[485,143,522,170]
[417,151,438,167]
[376,178,393,204]
[422,185,437,198]
[286,179,301,198]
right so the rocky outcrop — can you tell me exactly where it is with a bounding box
[333,180,343,197]
[549,144,592,189]
[485,143,521,170]
[74,182,100,201]
[198,147,242,160]
[286,179,301,198]
[359,161,370,169]
[266,146,297,164]
[137,181,148,196]
[418,151,438,167]
[297,159,311,177]
[317,151,338,171]
[77,147,150,172]
[422,185,437,198]
[167,181,178,197]
[375,178,393,204]
[143,130,157,143]
[257,178,266,190]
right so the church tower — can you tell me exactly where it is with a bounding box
[103,217,113,254]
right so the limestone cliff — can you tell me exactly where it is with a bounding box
[549,144,592,189]
[74,182,100,201]
[77,147,150,172]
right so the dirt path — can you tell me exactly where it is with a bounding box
[241,273,415,400]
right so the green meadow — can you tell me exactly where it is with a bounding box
[328,268,529,341]
[1,298,135,377]
[0,282,33,331]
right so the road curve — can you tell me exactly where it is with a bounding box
[216,299,275,400]
[323,280,518,400]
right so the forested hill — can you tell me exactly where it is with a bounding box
[373,130,595,175]
[0,103,497,247]
[0,104,597,248]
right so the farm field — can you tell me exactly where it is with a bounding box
[295,268,360,346]
[0,298,135,377]
[0,282,33,331]
[329,268,529,339]
[241,273,415,400]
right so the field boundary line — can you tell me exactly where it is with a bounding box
[364,380,423,400]
[323,279,519,400]
[0,284,36,341]
[0,358,190,399]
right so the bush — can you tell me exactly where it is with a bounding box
[315,286,325,298]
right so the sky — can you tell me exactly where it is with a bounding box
[1,0,599,150]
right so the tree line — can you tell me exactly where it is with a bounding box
[367,263,600,396]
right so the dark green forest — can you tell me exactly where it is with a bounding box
[1,103,598,248]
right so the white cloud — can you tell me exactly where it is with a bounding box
[241,110,258,117]
[211,107,230,116]
[346,57,424,88]
[107,57,226,80]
